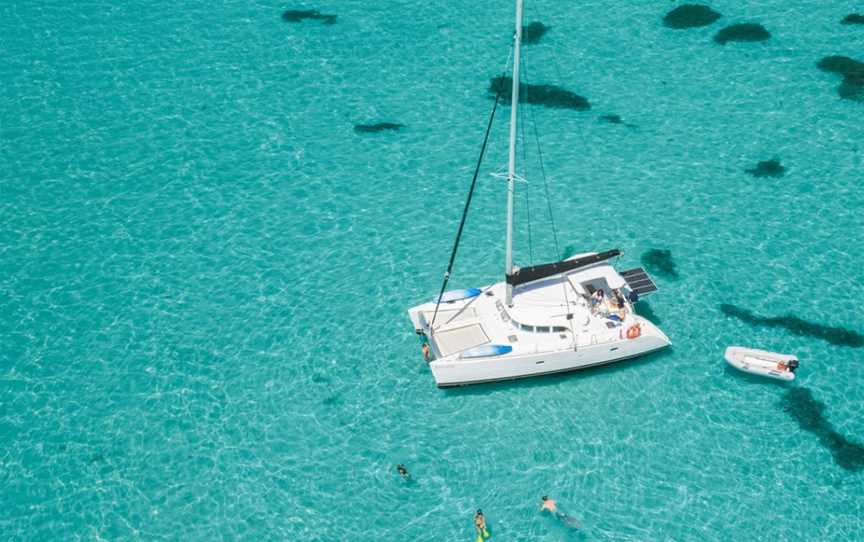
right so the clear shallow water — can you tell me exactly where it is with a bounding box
[1,1,863,540]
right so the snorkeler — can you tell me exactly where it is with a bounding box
[396,464,410,479]
[540,496,557,512]
[540,496,581,529]
[474,509,490,540]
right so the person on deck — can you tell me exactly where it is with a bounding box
[590,289,605,314]
[613,289,628,319]
[591,289,604,304]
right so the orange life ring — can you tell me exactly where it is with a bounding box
[626,325,641,340]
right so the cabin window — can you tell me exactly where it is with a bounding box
[536,326,550,333]
[521,324,534,332]
[553,326,568,333]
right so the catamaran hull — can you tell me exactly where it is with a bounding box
[430,332,669,387]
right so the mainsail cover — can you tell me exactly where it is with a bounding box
[505,249,621,286]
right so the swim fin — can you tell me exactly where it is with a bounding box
[562,515,581,529]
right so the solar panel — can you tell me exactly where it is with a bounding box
[620,267,659,296]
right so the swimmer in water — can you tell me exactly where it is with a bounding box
[396,464,410,479]
[540,496,581,529]
[474,509,489,539]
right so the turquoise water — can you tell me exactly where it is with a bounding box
[2,0,863,539]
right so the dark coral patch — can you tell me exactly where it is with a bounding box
[354,123,404,133]
[781,388,864,472]
[817,55,864,101]
[489,76,590,111]
[713,23,771,44]
[311,373,331,384]
[841,14,864,25]
[322,394,342,406]
[641,249,679,280]
[746,159,786,178]
[663,4,722,29]
[522,22,550,45]
[282,9,337,24]
[818,55,863,75]
[720,304,864,347]
[600,114,637,128]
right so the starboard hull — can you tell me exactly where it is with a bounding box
[430,330,669,387]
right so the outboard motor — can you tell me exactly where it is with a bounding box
[788,358,800,373]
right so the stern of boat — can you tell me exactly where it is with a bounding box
[633,315,672,350]
[407,304,426,335]
[406,297,488,363]
[407,303,437,359]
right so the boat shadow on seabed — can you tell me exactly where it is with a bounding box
[780,387,864,473]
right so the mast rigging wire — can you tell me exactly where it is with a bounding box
[428,73,507,333]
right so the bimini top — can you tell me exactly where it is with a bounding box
[506,249,620,287]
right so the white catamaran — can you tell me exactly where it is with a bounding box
[408,0,671,387]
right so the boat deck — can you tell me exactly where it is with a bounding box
[411,262,645,360]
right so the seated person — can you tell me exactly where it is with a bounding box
[590,288,605,312]
[612,289,628,319]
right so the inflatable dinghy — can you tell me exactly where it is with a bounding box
[724,346,799,381]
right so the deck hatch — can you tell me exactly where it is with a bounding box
[432,323,490,357]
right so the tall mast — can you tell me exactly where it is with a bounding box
[505,0,523,307]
